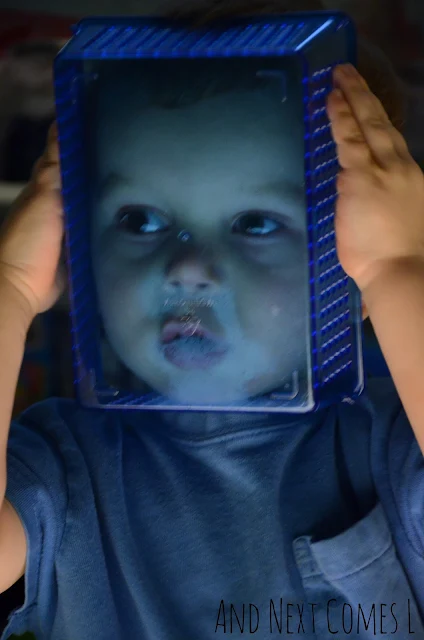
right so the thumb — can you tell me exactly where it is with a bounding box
[38,263,67,313]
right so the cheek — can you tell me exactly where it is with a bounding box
[247,286,306,347]
[232,260,307,335]
[243,278,308,378]
[93,253,153,335]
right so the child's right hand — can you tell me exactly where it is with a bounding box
[0,123,64,323]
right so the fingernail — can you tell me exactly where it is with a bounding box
[334,66,349,84]
[51,168,62,191]
[335,64,355,78]
[48,121,58,139]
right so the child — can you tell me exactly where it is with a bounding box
[1,0,424,638]
[90,57,308,405]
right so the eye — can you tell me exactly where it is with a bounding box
[116,206,170,235]
[232,212,285,237]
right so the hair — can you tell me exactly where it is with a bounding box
[94,0,405,130]
[164,0,406,131]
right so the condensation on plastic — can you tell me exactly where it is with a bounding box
[54,12,364,413]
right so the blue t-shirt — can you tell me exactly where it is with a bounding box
[2,377,424,639]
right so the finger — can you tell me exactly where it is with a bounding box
[44,121,59,165]
[54,262,68,299]
[327,89,373,170]
[5,179,36,217]
[36,164,61,191]
[343,70,411,163]
[30,157,44,181]
[335,167,376,196]
[39,265,67,313]
[345,65,408,160]
[29,156,61,192]
[31,126,61,192]
[334,64,391,123]
[332,65,403,167]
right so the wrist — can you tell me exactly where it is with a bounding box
[0,272,35,337]
[361,256,424,312]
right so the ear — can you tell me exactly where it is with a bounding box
[362,301,369,321]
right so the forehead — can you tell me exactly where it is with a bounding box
[96,88,304,186]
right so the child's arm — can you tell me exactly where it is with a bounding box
[362,262,424,454]
[327,65,424,452]
[0,280,33,504]
[0,124,63,591]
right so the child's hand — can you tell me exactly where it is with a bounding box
[327,64,424,295]
[0,123,64,321]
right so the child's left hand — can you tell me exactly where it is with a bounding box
[326,64,424,296]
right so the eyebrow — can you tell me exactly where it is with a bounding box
[251,179,305,203]
[97,172,132,200]
[98,172,305,205]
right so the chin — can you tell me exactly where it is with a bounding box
[165,378,249,407]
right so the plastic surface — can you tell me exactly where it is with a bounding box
[54,12,364,412]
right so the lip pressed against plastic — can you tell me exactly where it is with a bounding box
[161,317,229,369]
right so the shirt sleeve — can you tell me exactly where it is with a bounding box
[380,382,424,557]
[4,398,71,615]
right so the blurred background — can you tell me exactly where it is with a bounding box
[0,0,422,631]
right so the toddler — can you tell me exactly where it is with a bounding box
[0,0,424,638]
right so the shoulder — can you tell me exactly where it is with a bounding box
[335,377,403,440]
[361,378,424,553]
[358,376,417,467]
[364,376,403,416]
[6,398,121,542]
[363,376,414,450]
[7,398,118,504]
[14,396,108,429]
[4,400,122,633]
[336,377,415,478]
[9,397,116,451]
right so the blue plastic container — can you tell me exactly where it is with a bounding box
[54,12,364,412]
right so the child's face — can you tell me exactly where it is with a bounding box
[92,87,309,404]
